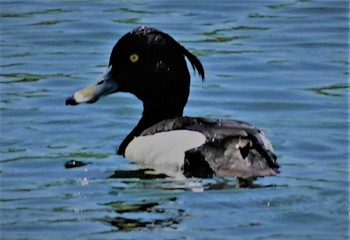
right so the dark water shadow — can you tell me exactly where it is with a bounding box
[109,168,167,179]
[107,168,283,192]
[100,197,183,232]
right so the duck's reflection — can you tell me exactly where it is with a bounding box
[102,197,183,231]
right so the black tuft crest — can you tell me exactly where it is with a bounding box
[180,45,205,81]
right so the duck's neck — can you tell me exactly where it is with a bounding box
[117,102,185,156]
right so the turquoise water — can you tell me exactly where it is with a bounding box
[1,1,349,239]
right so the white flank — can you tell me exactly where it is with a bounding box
[125,130,206,178]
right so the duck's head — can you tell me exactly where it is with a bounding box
[66,26,204,117]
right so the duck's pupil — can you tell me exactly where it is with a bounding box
[130,54,139,63]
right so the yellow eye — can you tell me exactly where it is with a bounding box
[129,53,139,63]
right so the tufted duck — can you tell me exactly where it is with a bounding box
[66,26,279,180]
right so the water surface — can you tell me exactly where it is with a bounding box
[1,1,349,239]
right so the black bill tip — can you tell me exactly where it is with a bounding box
[65,96,78,106]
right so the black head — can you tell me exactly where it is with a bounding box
[66,26,204,116]
[109,27,204,112]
